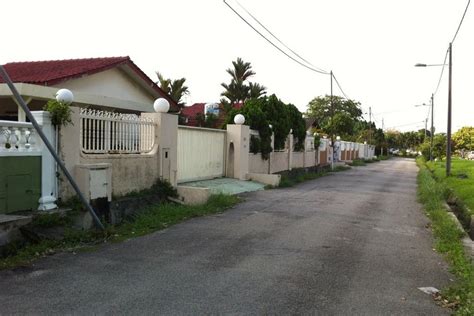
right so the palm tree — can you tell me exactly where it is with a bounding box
[221,57,265,104]
[249,82,266,99]
[226,57,255,83]
[169,78,189,105]
[155,72,189,106]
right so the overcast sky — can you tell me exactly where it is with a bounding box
[2,0,472,133]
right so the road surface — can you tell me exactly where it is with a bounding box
[0,158,452,315]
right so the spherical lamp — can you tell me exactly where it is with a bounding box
[154,98,170,113]
[234,114,245,125]
[336,136,341,140]
[56,89,74,104]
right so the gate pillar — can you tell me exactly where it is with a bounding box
[226,124,249,180]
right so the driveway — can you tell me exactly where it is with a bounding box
[0,158,452,315]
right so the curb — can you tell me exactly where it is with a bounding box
[443,203,474,259]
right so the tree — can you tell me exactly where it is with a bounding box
[249,82,267,99]
[306,95,363,140]
[452,126,474,152]
[155,72,189,105]
[221,58,266,105]
[222,94,306,157]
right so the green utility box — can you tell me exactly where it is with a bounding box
[0,156,41,213]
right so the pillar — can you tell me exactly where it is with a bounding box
[226,124,249,180]
[31,111,57,211]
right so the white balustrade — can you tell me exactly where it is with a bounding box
[80,108,155,154]
[0,120,40,155]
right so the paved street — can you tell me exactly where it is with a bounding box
[0,158,452,315]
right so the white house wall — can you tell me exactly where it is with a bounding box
[54,68,155,108]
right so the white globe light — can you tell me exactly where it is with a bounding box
[336,136,341,140]
[55,89,74,104]
[234,114,245,125]
[154,98,170,113]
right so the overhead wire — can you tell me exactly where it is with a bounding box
[233,0,327,74]
[223,0,329,75]
[224,0,363,112]
[452,0,471,44]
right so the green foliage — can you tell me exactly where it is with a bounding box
[417,159,474,314]
[156,72,189,106]
[43,100,72,127]
[223,94,307,158]
[433,134,447,160]
[430,159,474,214]
[1,193,239,270]
[453,126,474,152]
[287,103,306,151]
[195,113,219,128]
[348,159,367,166]
[31,213,69,228]
[306,95,364,142]
[221,57,266,104]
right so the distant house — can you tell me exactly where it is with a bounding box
[181,102,243,127]
[0,56,178,120]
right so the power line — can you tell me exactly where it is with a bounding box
[233,0,327,74]
[431,0,470,96]
[452,0,471,43]
[224,0,360,112]
[433,48,449,96]
[223,0,329,75]
[331,72,350,100]
[387,120,425,129]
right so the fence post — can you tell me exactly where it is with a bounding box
[31,111,57,211]
[143,112,178,187]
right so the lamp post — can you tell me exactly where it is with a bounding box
[415,51,451,175]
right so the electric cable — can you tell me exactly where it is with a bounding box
[452,0,471,43]
[233,0,327,74]
[223,0,329,75]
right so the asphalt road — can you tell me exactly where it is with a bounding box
[0,158,453,315]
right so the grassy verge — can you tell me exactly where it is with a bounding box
[417,158,474,314]
[429,159,474,215]
[0,194,239,270]
[278,165,350,188]
[348,159,367,167]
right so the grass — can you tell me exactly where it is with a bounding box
[417,158,474,314]
[348,159,367,167]
[0,194,239,270]
[428,159,474,215]
[278,165,351,188]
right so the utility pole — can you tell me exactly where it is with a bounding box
[430,93,434,161]
[330,70,334,170]
[447,42,452,176]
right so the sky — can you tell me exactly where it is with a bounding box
[1,0,472,133]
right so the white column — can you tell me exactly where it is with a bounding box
[31,111,57,211]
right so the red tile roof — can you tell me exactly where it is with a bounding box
[0,56,178,111]
[1,57,130,85]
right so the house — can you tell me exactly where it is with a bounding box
[0,57,179,214]
[0,56,178,121]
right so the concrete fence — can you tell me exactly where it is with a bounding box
[57,107,377,206]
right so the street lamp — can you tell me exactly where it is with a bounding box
[415,45,452,176]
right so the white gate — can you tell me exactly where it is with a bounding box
[177,126,226,183]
